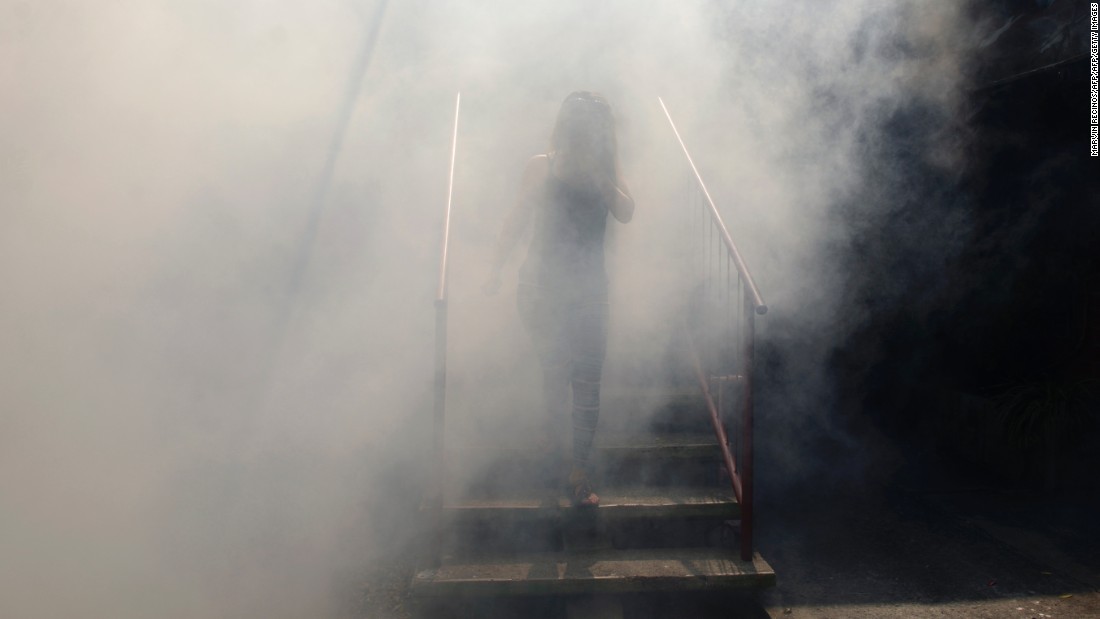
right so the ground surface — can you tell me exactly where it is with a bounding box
[356,485,1100,618]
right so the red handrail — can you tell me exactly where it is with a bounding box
[661,97,765,562]
[686,319,743,504]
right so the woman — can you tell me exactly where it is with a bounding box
[484,92,634,506]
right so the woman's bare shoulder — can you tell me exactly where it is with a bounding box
[527,153,551,172]
[521,153,551,186]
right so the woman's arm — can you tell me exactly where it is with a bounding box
[484,155,548,295]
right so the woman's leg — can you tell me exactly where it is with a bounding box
[568,298,609,504]
[517,284,570,458]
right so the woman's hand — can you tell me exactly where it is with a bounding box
[551,150,603,190]
[603,177,634,223]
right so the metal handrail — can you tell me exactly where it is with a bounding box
[431,92,461,568]
[658,97,767,315]
[436,92,461,303]
[686,318,743,503]
[661,96,763,562]
[686,307,757,562]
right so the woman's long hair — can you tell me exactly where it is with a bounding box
[549,91,617,182]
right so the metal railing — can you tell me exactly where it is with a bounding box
[659,97,767,561]
[428,95,762,564]
[431,92,461,568]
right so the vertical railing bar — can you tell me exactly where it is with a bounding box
[717,242,722,428]
[712,240,721,426]
[708,217,713,305]
[736,275,743,387]
[741,295,755,561]
[725,253,731,376]
[712,222,717,296]
[693,186,699,300]
[704,217,712,373]
[701,195,706,296]
[737,275,744,462]
[690,182,696,286]
[689,181,695,279]
[696,186,702,294]
[713,222,719,370]
[686,181,695,281]
[725,252,732,449]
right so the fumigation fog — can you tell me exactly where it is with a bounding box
[1,1,978,617]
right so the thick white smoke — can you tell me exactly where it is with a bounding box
[1,1,972,617]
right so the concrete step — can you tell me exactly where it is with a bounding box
[411,547,775,597]
[443,484,739,526]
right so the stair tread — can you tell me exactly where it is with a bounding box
[451,431,719,456]
[412,547,774,596]
[601,429,716,446]
[447,484,735,510]
[442,485,738,523]
[597,431,718,457]
[600,386,700,398]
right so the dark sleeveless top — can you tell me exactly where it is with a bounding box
[518,161,609,298]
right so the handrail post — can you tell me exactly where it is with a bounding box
[431,92,460,569]
[741,298,755,561]
[431,298,447,568]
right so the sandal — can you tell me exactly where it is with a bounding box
[568,467,600,507]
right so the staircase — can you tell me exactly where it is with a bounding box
[411,390,776,600]
[416,94,775,613]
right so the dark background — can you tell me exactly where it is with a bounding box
[758,0,1099,498]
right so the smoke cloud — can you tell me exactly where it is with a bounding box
[1,1,974,617]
